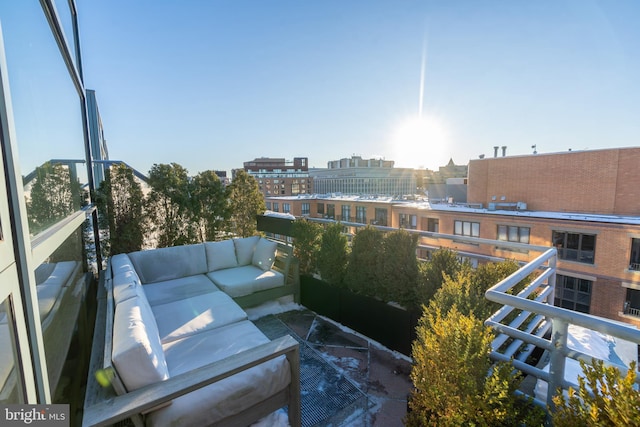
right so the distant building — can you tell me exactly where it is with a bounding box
[267,147,640,328]
[241,157,312,196]
[311,155,416,196]
[423,158,469,203]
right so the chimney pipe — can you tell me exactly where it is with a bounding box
[493,146,499,158]
[501,146,507,157]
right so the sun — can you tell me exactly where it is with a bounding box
[390,114,450,169]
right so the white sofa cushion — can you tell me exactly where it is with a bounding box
[252,238,277,271]
[205,240,238,271]
[111,253,136,275]
[142,274,219,306]
[151,291,247,344]
[112,270,141,304]
[148,320,290,427]
[233,236,260,266]
[207,265,284,298]
[112,296,169,391]
[129,244,207,284]
[37,283,64,321]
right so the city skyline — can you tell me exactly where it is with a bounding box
[75,1,639,176]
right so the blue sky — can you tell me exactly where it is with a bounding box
[77,1,640,176]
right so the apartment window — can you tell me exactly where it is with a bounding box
[265,201,271,210]
[423,218,439,233]
[327,204,335,219]
[497,225,530,243]
[399,214,417,229]
[317,203,324,215]
[630,238,640,271]
[454,220,479,237]
[624,288,640,317]
[301,203,310,215]
[272,202,279,212]
[355,206,366,224]
[553,231,596,264]
[555,275,592,313]
[283,203,291,213]
[374,208,388,226]
[341,205,351,221]
[291,182,300,195]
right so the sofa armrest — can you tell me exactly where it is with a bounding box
[82,334,300,427]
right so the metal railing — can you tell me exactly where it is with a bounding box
[485,247,640,410]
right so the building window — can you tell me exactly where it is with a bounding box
[553,231,596,264]
[341,205,351,222]
[265,201,271,210]
[301,203,310,215]
[424,218,439,233]
[317,203,324,215]
[497,225,530,243]
[454,220,479,237]
[273,202,279,212]
[399,214,417,229]
[374,208,388,226]
[355,206,366,224]
[555,275,592,313]
[291,182,300,195]
[283,203,291,213]
[630,238,640,271]
[327,204,335,219]
[624,288,640,317]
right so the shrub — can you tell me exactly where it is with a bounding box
[552,359,640,426]
[317,222,348,287]
[345,226,384,297]
[379,229,420,307]
[418,248,464,304]
[406,305,545,426]
[292,219,323,275]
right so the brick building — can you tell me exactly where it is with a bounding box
[240,157,312,197]
[267,147,640,327]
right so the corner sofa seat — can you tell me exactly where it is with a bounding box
[98,236,301,427]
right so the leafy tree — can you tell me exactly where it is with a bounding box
[27,162,82,234]
[146,163,195,247]
[418,248,464,304]
[95,164,145,255]
[428,259,521,320]
[345,226,384,296]
[317,222,349,287]
[379,229,420,307]
[552,359,640,427]
[227,170,265,237]
[191,170,229,242]
[406,306,545,426]
[292,219,323,275]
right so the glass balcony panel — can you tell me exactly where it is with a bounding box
[0,297,21,403]
[0,2,87,235]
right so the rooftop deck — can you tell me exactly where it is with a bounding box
[249,305,412,426]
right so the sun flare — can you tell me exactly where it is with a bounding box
[390,114,450,169]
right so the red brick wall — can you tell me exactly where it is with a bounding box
[468,148,640,215]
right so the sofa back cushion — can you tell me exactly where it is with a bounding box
[112,295,169,391]
[205,239,238,271]
[252,238,277,271]
[233,236,260,266]
[128,244,207,284]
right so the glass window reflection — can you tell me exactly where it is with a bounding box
[0,297,21,403]
[0,2,87,234]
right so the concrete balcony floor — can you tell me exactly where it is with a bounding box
[251,307,413,427]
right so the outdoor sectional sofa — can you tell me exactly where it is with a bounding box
[82,236,301,427]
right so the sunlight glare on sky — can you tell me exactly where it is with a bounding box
[74,1,640,176]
